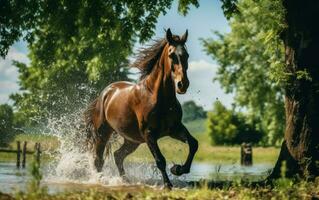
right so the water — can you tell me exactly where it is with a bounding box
[0,87,273,194]
[0,161,272,194]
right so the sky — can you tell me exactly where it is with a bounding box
[0,0,233,110]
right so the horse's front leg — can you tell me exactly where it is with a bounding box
[170,123,198,176]
[144,129,173,189]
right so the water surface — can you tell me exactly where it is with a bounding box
[0,161,272,194]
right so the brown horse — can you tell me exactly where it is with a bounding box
[84,28,198,189]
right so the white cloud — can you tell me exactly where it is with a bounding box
[188,59,218,72]
[0,46,29,104]
[177,59,233,110]
[0,81,19,91]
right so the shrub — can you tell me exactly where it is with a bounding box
[0,104,14,146]
[207,101,264,145]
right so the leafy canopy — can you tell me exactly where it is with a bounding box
[203,0,286,145]
[2,0,194,122]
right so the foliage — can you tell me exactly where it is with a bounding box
[0,104,14,146]
[202,0,286,145]
[1,0,203,124]
[207,101,264,145]
[220,0,239,19]
[3,0,183,122]
[0,0,38,57]
[207,101,236,145]
[177,0,199,15]
[182,100,206,122]
[8,177,319,200]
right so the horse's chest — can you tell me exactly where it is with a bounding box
[147,106,181,133]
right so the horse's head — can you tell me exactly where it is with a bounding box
[166,28,189,94]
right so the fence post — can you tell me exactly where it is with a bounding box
[22,141,27,168]
[241,143,253,166]
[16,141,21,168]
[34,143,41,165]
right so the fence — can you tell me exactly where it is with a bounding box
[0,141,41,168]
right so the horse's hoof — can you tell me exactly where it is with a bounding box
[170,164,183,176]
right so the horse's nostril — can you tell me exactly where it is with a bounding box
[177,81,183,89]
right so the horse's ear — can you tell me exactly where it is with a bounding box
[181,29,188,43]
[166,28,174,44]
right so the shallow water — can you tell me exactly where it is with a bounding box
[0,161,272,194]
[0,102,273,194]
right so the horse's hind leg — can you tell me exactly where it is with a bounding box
[93,122,112,172]
[114,139,139,178]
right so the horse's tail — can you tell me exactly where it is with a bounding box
[84,98,99,151]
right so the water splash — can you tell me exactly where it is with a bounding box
[36,85,184,187]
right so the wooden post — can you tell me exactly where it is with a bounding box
[16,141,21,168]
[22,141,27,168]
[241,143,253,166]
[34,143,41,165]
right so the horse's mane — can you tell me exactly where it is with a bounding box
[131,39,167,80]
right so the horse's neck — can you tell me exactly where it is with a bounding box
[145,47,176,104]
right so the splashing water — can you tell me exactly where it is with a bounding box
[35,85,186,187]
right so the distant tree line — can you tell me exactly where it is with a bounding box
[181,100,206,123]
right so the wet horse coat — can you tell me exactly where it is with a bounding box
[84,29,198,189]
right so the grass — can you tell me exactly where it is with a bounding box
[0,134,58,163]
[7,178,319,200]
[130,119,279,164]
[0,119,279,164]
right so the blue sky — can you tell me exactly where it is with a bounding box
[0,0,233,110]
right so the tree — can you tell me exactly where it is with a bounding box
[268,0,319,179]
[0,0,199,58]
[0,104,14,146]
[207,101,237,145]
[207,101,263,145]
[181,100,206,122]
[202,0,285,146]
[1,0,197,122]
[205,0,319,179]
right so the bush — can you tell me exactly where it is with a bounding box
[207,101,264,145]
[0,104,14,146]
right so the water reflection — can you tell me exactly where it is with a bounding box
[0,161,272,194]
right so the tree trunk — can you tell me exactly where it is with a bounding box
[268,0,319,179]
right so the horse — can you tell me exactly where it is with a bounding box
[84,28,198,189]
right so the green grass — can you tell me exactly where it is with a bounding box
[130,119,279,164]
[8,134,60,151]
[0,134,58,163]
[8,178,319,200]
[0,119,279,164]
